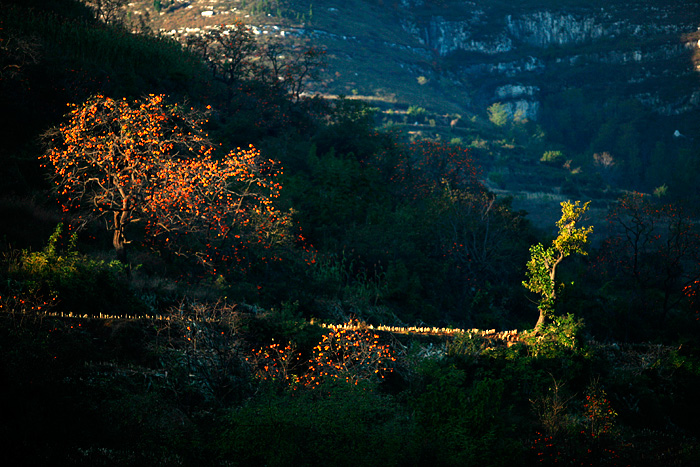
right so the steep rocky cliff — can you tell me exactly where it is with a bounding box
[399,0,700,119]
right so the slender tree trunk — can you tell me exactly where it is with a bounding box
[534,258,561,332]
[112,223,132,280]
[112,207,130,265]
[534,309,546,332]
[113,225,127,264]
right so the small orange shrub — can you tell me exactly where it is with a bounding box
[304,323,396,388]
[247,322,397,389]
[247,342,302,385]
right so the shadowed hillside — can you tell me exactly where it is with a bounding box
[1,1,700,464]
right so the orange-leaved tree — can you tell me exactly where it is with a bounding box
[42,94,290,268]
[304,324,396,388]
[246,322,397,389]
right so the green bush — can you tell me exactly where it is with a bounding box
[218,381,416,466]
[447,331,490,357]
[487,102,508,127]
[5,223,143,317]
[540,150,564,164]
[411,360,521,466]
[407,105,427,121]
[522,313,587,358]
[488,171,506,188]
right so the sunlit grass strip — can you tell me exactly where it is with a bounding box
[0,299,518,338]
[14,302,675,355]
[319,321,519,339]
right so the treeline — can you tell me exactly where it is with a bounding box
[540,84,700,200]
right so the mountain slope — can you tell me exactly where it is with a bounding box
[126,0,700,200]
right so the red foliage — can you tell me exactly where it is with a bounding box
[378,140,484,200]
[42,94,291,270]
[247,322,397,390]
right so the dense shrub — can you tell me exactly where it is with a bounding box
[218,381,416,467]
[3,223,144,317]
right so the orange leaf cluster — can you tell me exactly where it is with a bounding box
[247,321,397,390]
[304,322,396,388]
[247,343,302,384]
[42,94,290,269]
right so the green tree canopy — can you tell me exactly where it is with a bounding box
[523,200,593,331]
[487,102,508,127]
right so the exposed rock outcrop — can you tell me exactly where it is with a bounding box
[399,1,700,117]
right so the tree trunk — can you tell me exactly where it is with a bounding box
[534,257,561,332]
[112,207,130,265]
[534,308,546,333]
[113,227,127,264]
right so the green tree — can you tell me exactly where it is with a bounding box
[523,201,593,331]
[407,105,427,121]
[487,102,508,127]
[541,150,564,164]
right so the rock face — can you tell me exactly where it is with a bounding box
[505,12,608,47]
[428,19,513,55]
[133,0,700,121]
[400,0,700,117]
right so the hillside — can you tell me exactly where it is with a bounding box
[3,0,700,335]
[121,0,700,229]
[2,1,700,464]
[129,0,700,117]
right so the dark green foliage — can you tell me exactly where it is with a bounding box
[410,361,521,466]
[3,223,145,317]
[292,148,389,244]
[0,302,698,465]
[0,0,210,196]
[539,87,700,194]
[2,1,700,464]
[218,381,415,467]
[573,193,700,341]
[312,97,383,161]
